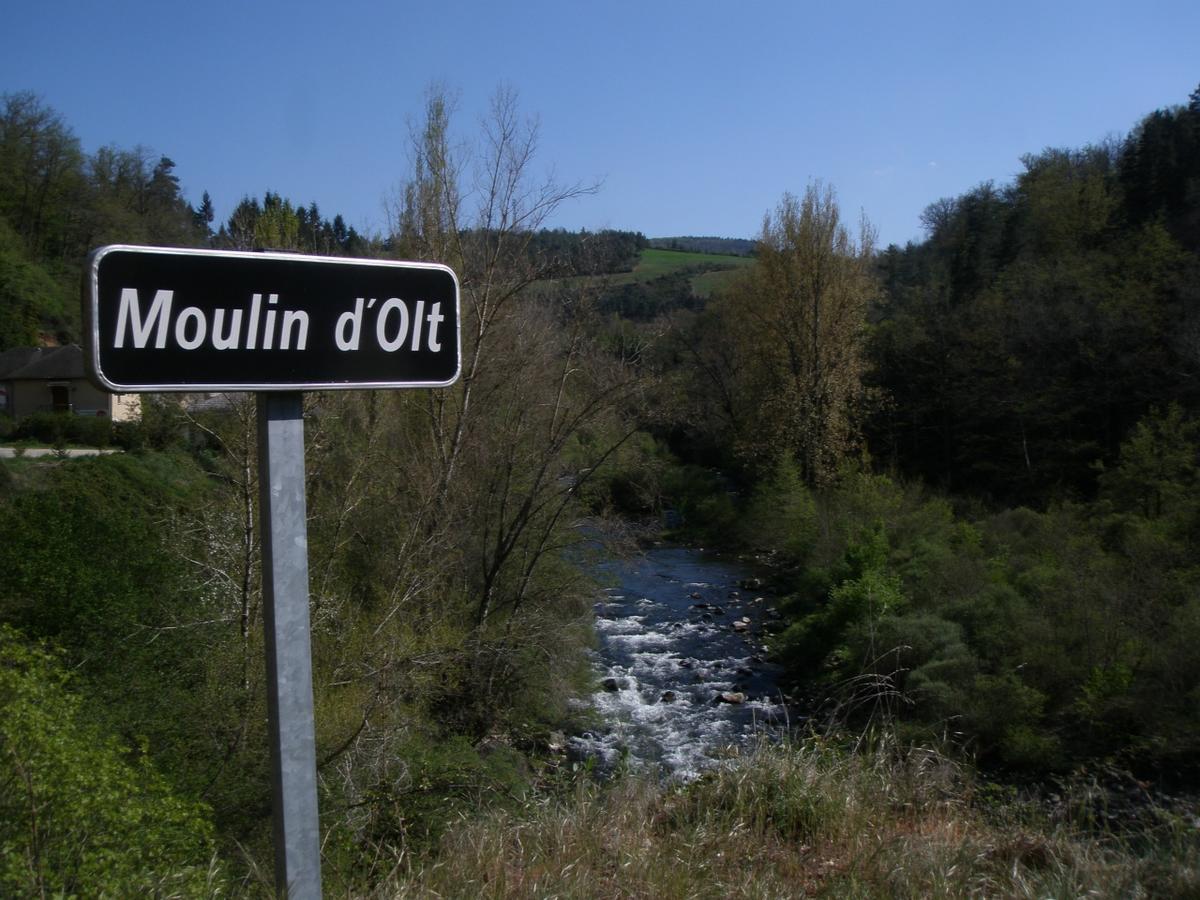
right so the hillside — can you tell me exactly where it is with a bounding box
[649,235,757,256]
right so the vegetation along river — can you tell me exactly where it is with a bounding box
[570,543,794,778]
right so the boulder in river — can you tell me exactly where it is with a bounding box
[732,621,749,632]
[660,691,677,703]
[717,691,746,704]
[602,677,625,692]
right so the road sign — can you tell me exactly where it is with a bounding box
[84,245,460,392]
[81,244,463,898]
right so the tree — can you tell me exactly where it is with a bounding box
[724,184,878,484]
[0,92,86,260]
[254,191,301,250]
[193,190,215,245]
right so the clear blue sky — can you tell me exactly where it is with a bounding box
[3,0,1197,248]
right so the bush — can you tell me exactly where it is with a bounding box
[11,411,113,447]
[0,626,220,897]
[352,734,531,855]
[661,464,739,541]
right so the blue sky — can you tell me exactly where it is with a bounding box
[3,0,1197,248]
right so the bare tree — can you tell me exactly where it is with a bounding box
[303,88,643,844]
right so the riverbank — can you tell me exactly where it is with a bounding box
[377,737,1200,898]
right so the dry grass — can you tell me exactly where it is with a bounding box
[368,737,1199,899]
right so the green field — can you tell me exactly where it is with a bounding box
[535,247,754,305]
[628,248,753,281]
[601,247,754,298]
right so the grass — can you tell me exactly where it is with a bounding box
[690,266,749,298]
[365,736,1199,898]
[628,248,753,282]
[535,248,754,307]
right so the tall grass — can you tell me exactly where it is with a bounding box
[372,736,1198,898]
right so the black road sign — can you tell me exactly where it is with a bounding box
[84,245,461,391]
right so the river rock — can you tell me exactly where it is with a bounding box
[602,676,626,692]
[732,621,748,632]
[717,691,746,704]
[660,690,677,703]
[740,578,763,590]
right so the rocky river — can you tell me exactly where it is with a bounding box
[569,543,795,779]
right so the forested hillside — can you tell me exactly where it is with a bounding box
[649,86,1200,778]
[872,105,1200,505]
[1,83,1198,895]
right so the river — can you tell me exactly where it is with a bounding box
[569,542,795,779]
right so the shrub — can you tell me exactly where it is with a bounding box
[11,411,113,448]
[661,464,739,541]
[0,626,220,897]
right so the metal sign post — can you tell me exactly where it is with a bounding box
[258,392,321,899]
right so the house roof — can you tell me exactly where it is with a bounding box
[0,345,86,381]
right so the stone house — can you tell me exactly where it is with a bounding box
[0,345,141,421]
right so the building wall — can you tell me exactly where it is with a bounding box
[9,378,113,419]
[3,377,142,424]
[112,392,141,422]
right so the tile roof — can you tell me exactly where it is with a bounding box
[0,345,86,380]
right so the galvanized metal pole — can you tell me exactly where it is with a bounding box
[257,391,322,899]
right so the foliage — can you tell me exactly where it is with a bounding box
[214,191,370,256]
[382,739,1199,898]
[11,410,113,447]
[524,227,647,275]
[0,454,191,647]
[743,416,1200,772]
[647,235,757,256]
[0,216,69,346]
[0,626,219,897]
[870,97,1200,505]
[685,184,879,485]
